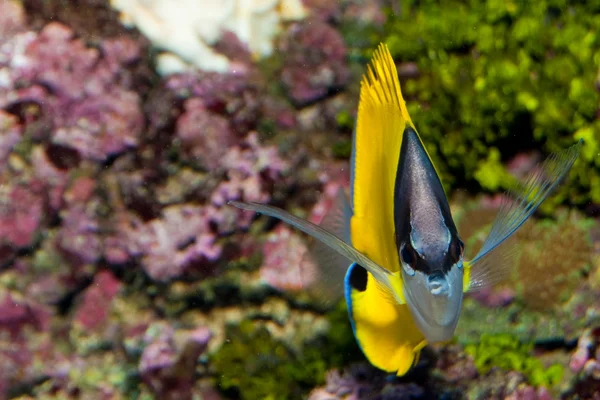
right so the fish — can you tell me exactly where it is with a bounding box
[230,43,582,376]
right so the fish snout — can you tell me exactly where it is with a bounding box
[427,273,449,297]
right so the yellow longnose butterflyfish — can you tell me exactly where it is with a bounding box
[230,43,582,376]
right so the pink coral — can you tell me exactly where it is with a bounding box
[0,0,26,40]
[176,98,236,170]
[210,132,289,234]
[55,176,103,265]
[470,286,516,308]
[259,162,348,292]
[261,225,316,291]
[139,323,212,400]
[0,110,22,171]
[133,204,222,282]
[301,0,342,22]
[0,293,50,337]
[279,19,349,106]
[570,329,594,373]
[309,364,426,400]
[1,22,143,162]
[309,369,368,400]
[0,184,44,248]
[0,291,53,398]
[73,270,122,331]
[101,131,288,280]
[31,145,69,212]
[504,385,553,400]
[166,71,262,135]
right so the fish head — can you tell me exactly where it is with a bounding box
[398,235,464,343]
[393,127,465,343]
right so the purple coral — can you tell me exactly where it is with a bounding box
[570,327,600,377]
[0,110,22,170]
[309,364,426,400]
[166,71,262,135]
[56,176,103,265]
[31,145,69,212]
[309,369,369,400]
[0,292,50,337]
[0,291,52,397]
[176,98,236,170]
[73,270,122,332]
[139,323,212,400]
[210,132,289,234]
[279,19,349,106]
[102,132,288,281]
[132,204,222,282]
[260,225,317,291]
[1,22,143,161]
[259,163,347,292]
[0,183,44,249]
[504,385,553,400]
[0,0,26,40]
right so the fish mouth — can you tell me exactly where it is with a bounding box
[401,264,464,343]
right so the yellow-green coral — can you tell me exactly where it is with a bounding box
[465,333,564,387]
[365,0,600,205]
[211,302,361,400]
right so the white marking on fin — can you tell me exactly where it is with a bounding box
[467,140,582,291]
[229,200,396,293]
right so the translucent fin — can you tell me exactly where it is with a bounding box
[464,236,519,291]
[229,201,395,292]
[467,140,582,290]
[303,188,353,306]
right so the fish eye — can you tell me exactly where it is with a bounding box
[448,238,464,265]
[400,244,416,276]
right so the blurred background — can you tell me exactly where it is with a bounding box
[0,0,598,399]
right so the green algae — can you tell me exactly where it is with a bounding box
[211,301,361,400]
[332,139,353,158]
[465,333,564,387]
[352,0,600,206]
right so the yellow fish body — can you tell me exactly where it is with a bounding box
[231,43,581,376]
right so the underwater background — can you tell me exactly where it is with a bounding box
[0,0,599,399]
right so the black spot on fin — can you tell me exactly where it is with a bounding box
[348,264,368,292]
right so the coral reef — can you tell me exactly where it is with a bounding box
[308,365,427,400]
[279,19,350,105]
[0,21,144,162]
[377,0,600,208]
[210,301,361,400]
[138,323,212,400]
[110,0,306,74]
[465,333,564,388]
[0,0,599,398]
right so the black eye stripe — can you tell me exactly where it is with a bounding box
[348,263,368,292]
[400,244,416,266]
[448,239,464,263]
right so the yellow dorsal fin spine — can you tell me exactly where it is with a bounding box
[348,42,427,377]
[359,44,412,126]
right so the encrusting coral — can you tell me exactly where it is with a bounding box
[376,0,600,207]
[110,0,307,74]
[0,0,599,398]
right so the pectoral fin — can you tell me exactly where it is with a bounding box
[230,201,396,294]
[466,140,582,291]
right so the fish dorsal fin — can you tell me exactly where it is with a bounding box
[360,44,412,122]
[465,140,582,291]
[350,43,412,276]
